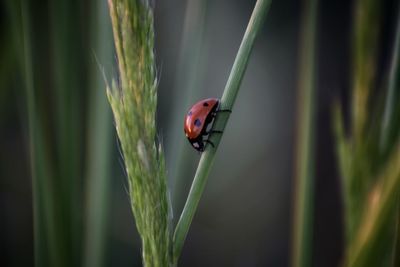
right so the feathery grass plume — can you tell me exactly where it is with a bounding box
[334,0,400,266]
[335,0,381,244]
[107,0,171,266]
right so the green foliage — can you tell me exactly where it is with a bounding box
[16,0,112,266]
[107,0,172,266]
[17,0,400,265]
[334,0,400,266]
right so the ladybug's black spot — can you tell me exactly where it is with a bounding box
[203,102,209,107]
[188,111,193,116]
[194,118,202,127]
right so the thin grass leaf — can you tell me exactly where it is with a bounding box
[172,0,272,264]
[346,144,400,267]
[333,103,354,240]
[83,0,114,266]
[379,5,400,266]
[337,0,382,244]
[380,3,400,154]
[168,0,209,219]
[291,0,318,266]
[49,0,89,264]
[351,0,380,144]
[21,2,64,266]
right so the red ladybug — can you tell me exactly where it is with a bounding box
[184,98,230,152]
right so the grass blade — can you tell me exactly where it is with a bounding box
[168,0,209,220]
[346,145,400,267]
[49,1,84,262]
[172,0,272,263]
[21,2,63,266]
[380,3,400,153]
[351,0,380,145]
[291,0,318,266]
[83,0,113,266]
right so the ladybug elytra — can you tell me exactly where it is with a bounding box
[184,98,230,152]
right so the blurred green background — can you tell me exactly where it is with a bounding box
[1,0,399,266]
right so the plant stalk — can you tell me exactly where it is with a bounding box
[21,2,63,266]
[380,3,400,152]
[172,0,272,263]
[291,0,318,266]
[83,0,113,266]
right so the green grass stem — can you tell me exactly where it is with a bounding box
[172,0,272,263]
[83,0,113,266]
[291,0,318,266]
[351,0,380,146]
[21,3,44,265]
[339,0,381,244]
[21,2,64,266]
[50,1,88,264]
[380,4,400,153]
[380,6,400,265]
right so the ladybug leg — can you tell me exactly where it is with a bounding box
[204,139,215,148]
[204,129,223,135]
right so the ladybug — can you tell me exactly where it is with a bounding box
[184,98,230,152]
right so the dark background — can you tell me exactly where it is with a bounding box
[1,0,398,266]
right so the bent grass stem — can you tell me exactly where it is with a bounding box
[172,0,272,263]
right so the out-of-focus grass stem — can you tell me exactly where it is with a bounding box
[291,0,317,266]
[380,5,400,266]
[168,0,208,220]
[83,0,113,266]
[50,0,84,264]
[346,146,400,267]
[341,0,380,244]
[335,1,400,266]
[380,4,400,153]
[21,2,63,266]
[172,0,272,263]
[352,0,379,145]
